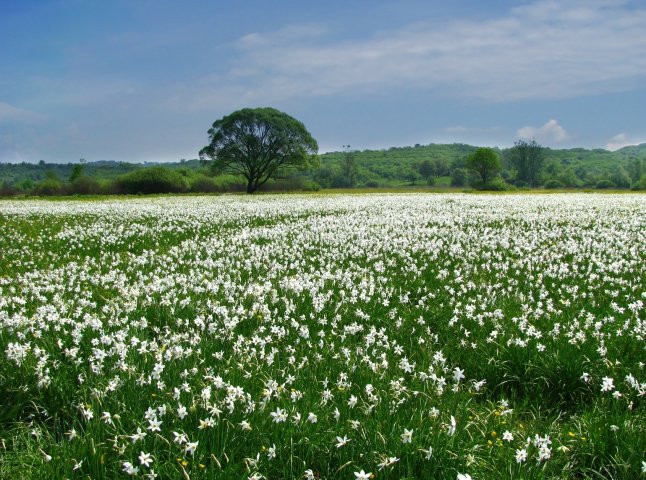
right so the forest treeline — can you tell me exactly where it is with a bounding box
[1,142,645,196]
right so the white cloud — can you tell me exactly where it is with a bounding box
[177,0,646,109]
[0,101,43,124]
[606,132,645,151]
[517,119,571,145]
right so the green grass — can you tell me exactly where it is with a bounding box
[0,193,644,479]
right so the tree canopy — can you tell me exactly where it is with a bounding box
[199,107,318,193]
[510,140,545,187]
[466,147,502,187]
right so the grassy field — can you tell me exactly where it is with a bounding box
[0,193,645,479]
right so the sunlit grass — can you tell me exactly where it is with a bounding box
[0,193,644,479]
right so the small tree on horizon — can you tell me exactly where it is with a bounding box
[466,147,502,187]
[199,108,318,194]
[511,139,544,187]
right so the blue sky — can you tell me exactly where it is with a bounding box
[1,0,645,163]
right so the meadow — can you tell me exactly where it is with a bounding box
[0,193,644,479]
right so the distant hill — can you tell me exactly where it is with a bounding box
[1,143,644,189]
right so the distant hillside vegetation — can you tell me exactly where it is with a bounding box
[1,143,645,194]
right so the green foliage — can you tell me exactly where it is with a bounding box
[451,168,470,187]
[595,179,616,189]
[610,166,631,188]
[0,143,644,196]
[68,164,85,183]
[630,175,646,190]
[199,107,319,193]
[481,177,514,191]
[544,179,564,189]
[510,140,545,187]
[69,176,102,195]
[116,166,189,194]
[466,147,502,187]
[33,178,65,196]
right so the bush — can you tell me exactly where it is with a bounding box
[116,167,189,194]
[212,174,247,192]
[473,178,513,191]
[544,179,563,189]
[595,179,616,189]
[630,175,646,191]
[33,179,65,196]
[0,181,19,197]
[190,175,220,193]
[261,177,317,192]
[70,177,102,195]
[451,168,469,187]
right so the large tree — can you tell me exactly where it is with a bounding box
[466,147,501,187]
[199,107,318,193]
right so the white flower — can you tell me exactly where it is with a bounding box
[130,427,147,443]
[185,441,199,456]
[270,407,287,423]
[354,469,372,479]
[122,461,139,475]
[377,456,399,469]
[307,412,317,423]
[335,435,350,448]
[240,420,252,431]
[421,445,433,460]
[502,430,513,442]
[138,451,153,468]
[147,417,162,432]
[457,474,472,480]
[447,415,457,436]
[601,376,615,392]
[39,449,52,462]
[401,428,413,444]
[515,448,527,463]
[304,469,316,480]
[267,444,276,460]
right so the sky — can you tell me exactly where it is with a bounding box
[1,0,645,163]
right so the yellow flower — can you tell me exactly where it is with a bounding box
[491,431,497,437]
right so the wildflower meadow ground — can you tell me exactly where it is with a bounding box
[0,193,644,479]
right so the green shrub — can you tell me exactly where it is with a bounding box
[262,177,316,192]
[451,168,469,187]
[544,179,563,189]
[473,178,513,191]
[595,179,615,189]
[211,174,246,192]
[190,175,219,193]
[33,179,65,196]
[116,167,189,194]
[70,177,102,195]
[631,175,646,190]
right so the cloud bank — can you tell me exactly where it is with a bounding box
[517,119,571,145]
[179,0,646,110]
